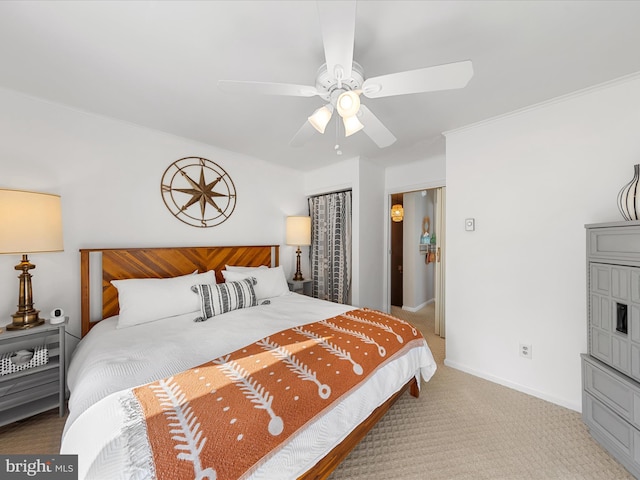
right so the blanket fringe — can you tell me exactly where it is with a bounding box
[120,392,158,480]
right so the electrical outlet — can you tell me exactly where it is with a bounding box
[520,343,532,359]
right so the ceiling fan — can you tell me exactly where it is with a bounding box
[218,1,473,149]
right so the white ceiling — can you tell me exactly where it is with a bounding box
[1,1,640,171]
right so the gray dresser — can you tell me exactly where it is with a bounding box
[583,220,640,478]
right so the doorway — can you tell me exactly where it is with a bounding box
[390,193,404,307]
[388,187,445,338]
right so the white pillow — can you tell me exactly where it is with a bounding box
[225,264,268,271]
[222,266,290,301]
[112,270,216,328]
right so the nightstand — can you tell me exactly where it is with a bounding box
[288,279,313,297]
[0,320,65,427]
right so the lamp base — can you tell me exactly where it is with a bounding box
[7,310,44,330]
[6,254,45,330]
[292,246,304,282]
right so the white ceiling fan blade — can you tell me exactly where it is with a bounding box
[217,80,319,97]
[358,104,396,148]
[289,121,318,147]
[362,60,473,99]
[317,0,356,83]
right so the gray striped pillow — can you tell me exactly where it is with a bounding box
[191,278,258,321]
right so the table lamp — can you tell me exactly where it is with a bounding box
[0,189,64,331]
[286,216,311,281]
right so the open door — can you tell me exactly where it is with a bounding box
[434,187,446,338]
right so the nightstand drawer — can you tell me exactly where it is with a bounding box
[0,367,59,398]
[0,377,59,411]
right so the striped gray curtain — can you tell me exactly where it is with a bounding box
[308,190,352,304]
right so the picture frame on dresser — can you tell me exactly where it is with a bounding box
[583,220,640,478]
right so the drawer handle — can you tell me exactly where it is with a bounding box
[617,303,628,335]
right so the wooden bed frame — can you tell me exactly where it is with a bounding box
[80,245,279,337]
[78,245,419,480]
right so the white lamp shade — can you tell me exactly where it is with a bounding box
[0,189,64,254]
[336,91,361,118]
[343,114,364,137]
[308,105,334,134]
[286,216,311,246]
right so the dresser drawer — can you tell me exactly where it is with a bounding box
[582,354,640,429]
[589,226,640,263]
[584,392,635,457]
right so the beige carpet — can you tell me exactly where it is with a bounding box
[0,305,633,479]
[331,305,633,479]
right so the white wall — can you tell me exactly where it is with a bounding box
[385,153,446,193]
[0,87,306,346]
[444,73,640,411]
[356,159,385,309]
[304,156,385,309]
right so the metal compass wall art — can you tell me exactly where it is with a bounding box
[161,157,237,228]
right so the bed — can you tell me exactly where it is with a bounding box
[61,245,437,480]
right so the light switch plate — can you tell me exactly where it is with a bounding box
[465,218,475,231]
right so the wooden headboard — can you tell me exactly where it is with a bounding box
[80,245,279,337]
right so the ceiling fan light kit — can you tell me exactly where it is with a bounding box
[343,114,364,137]
[336,90,360,117]
[217,0,473,150]
[308,104,334,134]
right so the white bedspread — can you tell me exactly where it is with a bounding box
[61,294,437,479]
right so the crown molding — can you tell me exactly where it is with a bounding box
[444,71,640,137]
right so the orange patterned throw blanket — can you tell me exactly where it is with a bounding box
[131,309,425,480]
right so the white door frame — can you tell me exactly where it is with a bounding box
[434,187,446,338]
[383,181,445,314]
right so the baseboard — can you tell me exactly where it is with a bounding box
[402,298,434,313]
[443,358,582,413]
